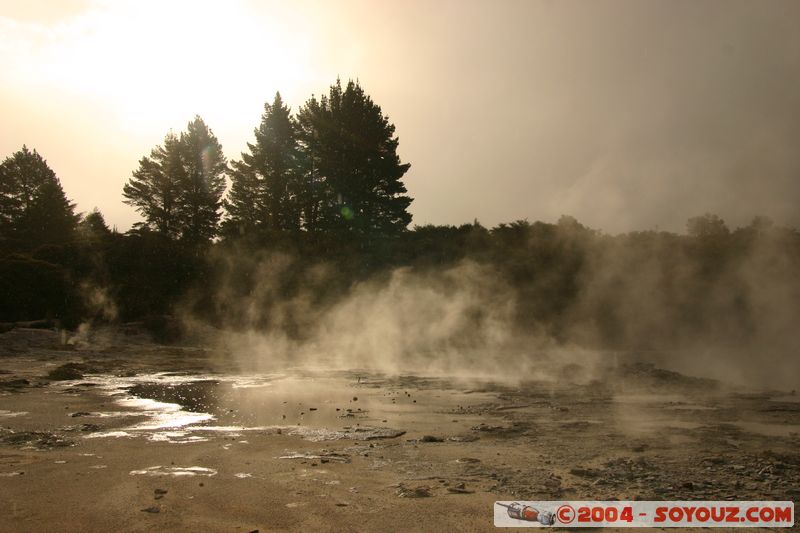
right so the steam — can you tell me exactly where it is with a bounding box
[68,282,118,347]
[184,223,799,390]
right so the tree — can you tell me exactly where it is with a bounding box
[178,117,227,242]
[297,79,413,236]
[82,208,111,234]
[124,117,226,242]
[77,207,112,242]
[0,146,78,244]
[686,213,729,238]
[226,93,301,233]
[295,95,328,233]
[123,132,184,238]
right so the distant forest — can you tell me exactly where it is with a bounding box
[1,79,798,353]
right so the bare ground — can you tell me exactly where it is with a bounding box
[0,328,798,532]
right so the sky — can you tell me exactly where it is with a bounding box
[1,0,798,234]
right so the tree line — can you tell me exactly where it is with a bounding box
[124,79,411,242]
[0,78,798,352]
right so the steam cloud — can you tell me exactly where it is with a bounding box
[181,223,799,389]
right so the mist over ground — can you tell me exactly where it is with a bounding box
[170,216,800,389]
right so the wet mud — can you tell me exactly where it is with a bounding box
[0,328,798,531]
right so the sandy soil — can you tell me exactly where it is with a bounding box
[0,328,798,532]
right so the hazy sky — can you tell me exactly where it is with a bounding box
[1,0,798,233]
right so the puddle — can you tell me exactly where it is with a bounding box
[63,371,499,444]
[88,431,133,439]
[279,451,351,463]
[0,410,28,418]
[129,466,218,477]
[147,431,209,444]
[68,411,136,419]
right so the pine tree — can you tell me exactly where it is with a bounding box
[0,146,78,244]
[123,132,183,238]
[226,93,301,233]
[178,117,227,242]
[124,117,226,242]
[297,79,412,236]
[295,95,328,232]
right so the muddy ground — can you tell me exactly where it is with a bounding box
[0,328,798,532]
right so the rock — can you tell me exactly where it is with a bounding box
[421,435,444,443]
[447,482,475,494]
[447,435,479,443]
[141,506,160,513]
[46,363,87,381]
[397,485,432,498]
[1,430,74,449]
[0,378,31,390]
[570,468,601,478]
[70,412,92,418]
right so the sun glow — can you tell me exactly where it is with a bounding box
[3,1,317,137]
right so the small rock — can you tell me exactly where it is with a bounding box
[397,485,432,498]
[421,435,444,443]
[447,483,475,494]
[141,506,160,513]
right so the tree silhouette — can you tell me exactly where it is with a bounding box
[686,213,730,238]
[124,117,226,242]
[297,79,412,236]
[123,132,183,238]
[178,117,227,242]
[226,93,301,234]
[0,146,77,244]
[295,94,328,233]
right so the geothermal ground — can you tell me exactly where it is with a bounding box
[0,328,798,532]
